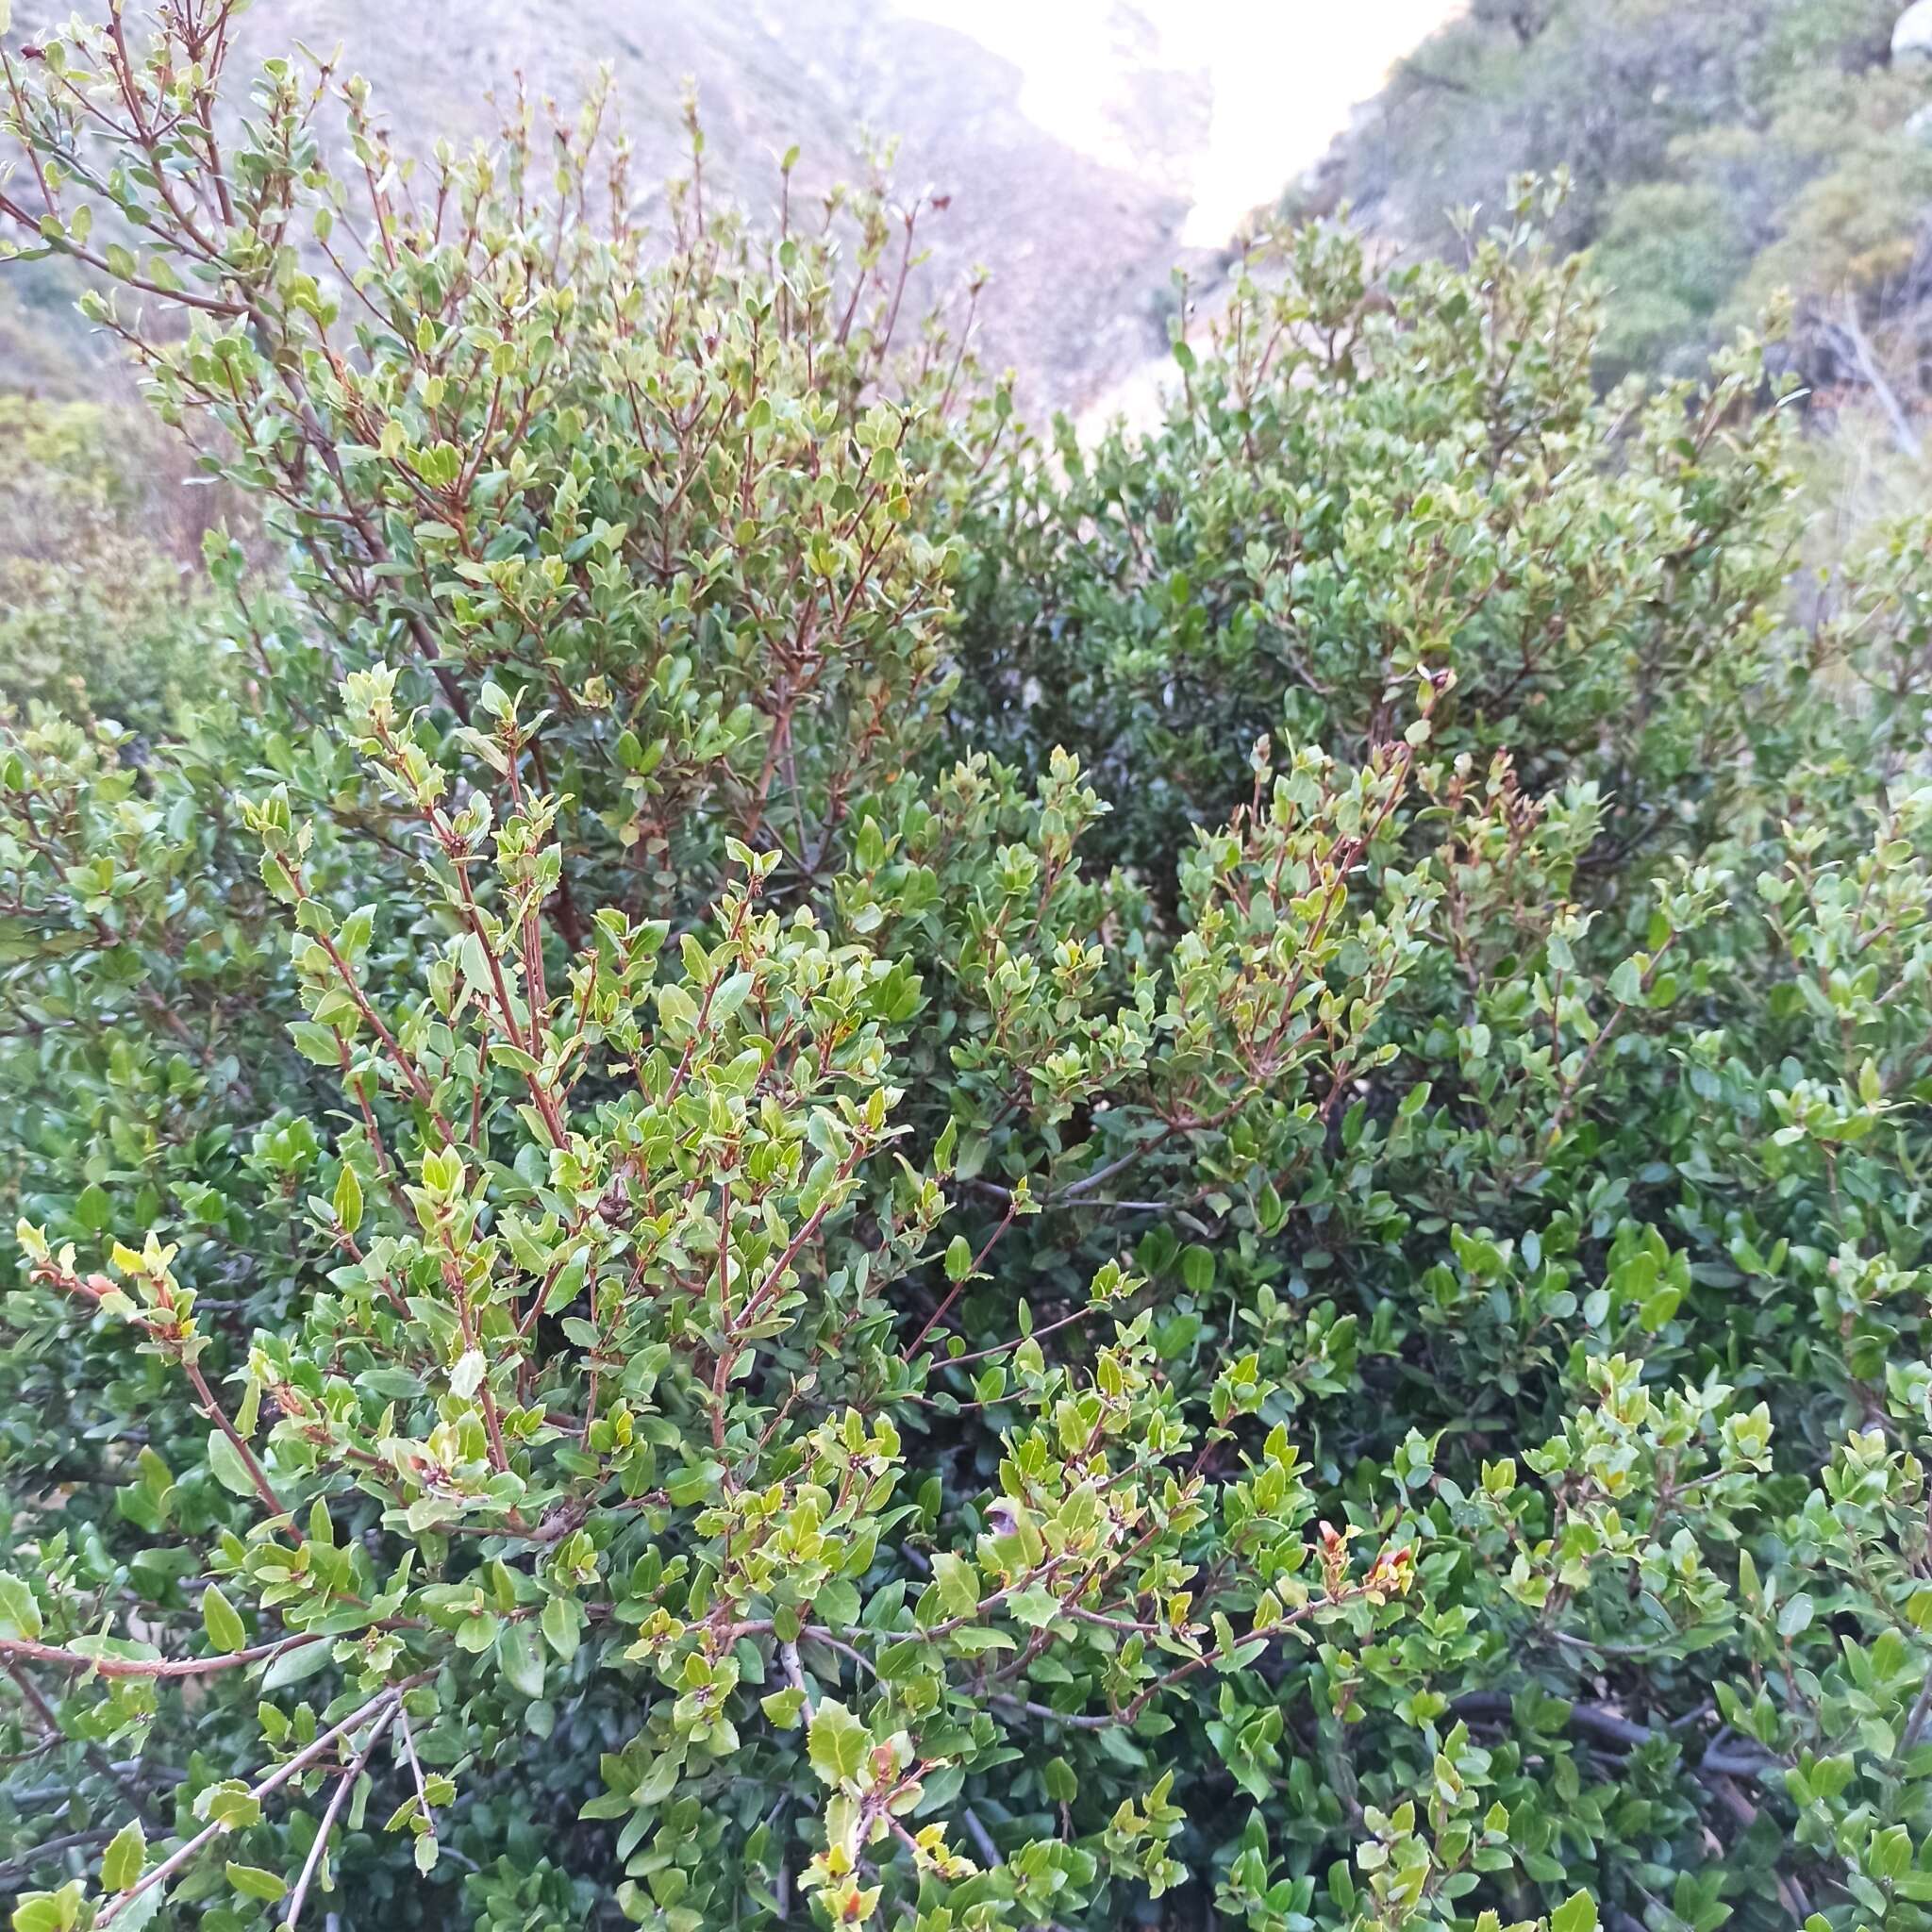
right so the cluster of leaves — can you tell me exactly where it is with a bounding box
[944,192,1796,880]
[2,12,1932,1932]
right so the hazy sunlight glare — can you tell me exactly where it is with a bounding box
[890,0,1469,245]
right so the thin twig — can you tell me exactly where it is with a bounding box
[99,1680,425,1925]
[283,1702,398,1928]
[0,1631,324,1680]
[778,1641,816,1721]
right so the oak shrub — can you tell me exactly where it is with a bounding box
[3,15,1932,1932]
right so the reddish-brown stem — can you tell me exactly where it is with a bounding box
[184,1359,291,1527]
[0,1631,323,1681]
[906,1200,1019,1358]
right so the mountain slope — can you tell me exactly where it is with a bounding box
[7,0,1457,416]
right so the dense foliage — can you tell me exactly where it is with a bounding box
[0,392,221,719]
[1324,0,1932,388]
[5,12,1932,1932]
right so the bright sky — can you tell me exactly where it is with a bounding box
[893,0,1466,244]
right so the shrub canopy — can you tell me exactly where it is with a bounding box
[5,15,1932,1932]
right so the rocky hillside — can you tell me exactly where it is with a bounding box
[1313,0,1932,389]
[5,0,1457,419]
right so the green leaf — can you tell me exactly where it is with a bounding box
[540,1593,582,1661]
[761,1686,807,1729]
[813,1577,860,1630]
[1778,1592,1814,1639]
[1639,1286,1681,1329]
[709,970,754,1024]
[1007,1584,1060,1628]
[288,1020,342,1064]
[225,1863,287,1903]
[807,1698,870,1787]
[930,1551,979,1622]
[944,1234,973,1281]
[0,1573,43,1641]
[11,1895,75,1932]
[108,1889,161,1932]
[1551,1890,1598,1932]
[260,1639,334,1692]
[193,1780,261,1831]
[202,1584,246,1654]
[333,1162,363,1234]
[100,1819,146,1892]
[542,1249,588,1314]
[205,1430,258,1500]
[1870,1824,1912,1883]
[457,931,498,1003]
[498,1623,546,1698]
